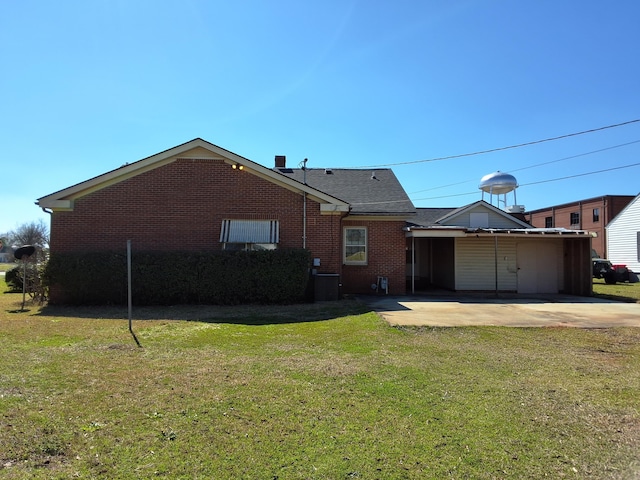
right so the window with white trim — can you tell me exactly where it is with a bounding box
[220,219,279,251]
[344,227,367,265]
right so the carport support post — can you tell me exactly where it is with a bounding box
[411,237,415,294]
[494,236,498,297]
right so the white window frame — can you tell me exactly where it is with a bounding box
[344,226,368,265]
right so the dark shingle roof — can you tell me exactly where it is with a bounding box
[406,207,457,227]
[276,168,415,215]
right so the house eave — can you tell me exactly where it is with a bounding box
[345,213,414,221]
[405,227,467,237]
[37,138,350,213]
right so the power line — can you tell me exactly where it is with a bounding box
[408,138,640,194]
[409,160,640,203]
[357,119,640,168]
[520,161,640,187]
[510,139,640,173]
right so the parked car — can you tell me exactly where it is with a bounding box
[592,259,617,284]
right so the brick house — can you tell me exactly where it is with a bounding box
[37,139,415,301]
[37,139,595,301]
[525,195,635,258]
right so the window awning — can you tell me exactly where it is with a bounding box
[220,219,279,243]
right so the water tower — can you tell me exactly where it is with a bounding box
[479,171,524,213]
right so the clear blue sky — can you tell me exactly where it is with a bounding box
[2,0,639,234]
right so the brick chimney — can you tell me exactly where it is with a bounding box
[275,155,286,168]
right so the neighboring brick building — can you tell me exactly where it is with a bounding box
[525,195,635,259]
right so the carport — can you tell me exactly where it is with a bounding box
[405,228,593,297]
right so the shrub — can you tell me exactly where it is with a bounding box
[5,265,22,291]
[4,262,48,302]
[45,249,312,306]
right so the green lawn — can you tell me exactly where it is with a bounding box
[593,277,640,303]
[1,291,639,479]
[0,262,17,273]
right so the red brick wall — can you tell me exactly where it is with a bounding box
[51,159,330,252]
[526,196,634,258]
[49,159,408,297]
[341,219,407,295]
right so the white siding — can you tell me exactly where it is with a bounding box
[455,237,518,291]
[607,195,640,272]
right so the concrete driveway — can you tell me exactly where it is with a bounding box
[361,294,640,328]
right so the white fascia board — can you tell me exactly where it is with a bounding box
[320,204,350,214]
[344,214,410,221]
[37,199,73,210]
[405,228,467,238]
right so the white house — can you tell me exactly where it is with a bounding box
[606,193,640,273]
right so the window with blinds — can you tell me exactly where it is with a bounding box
[220,219,279,251]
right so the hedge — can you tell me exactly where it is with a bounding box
[45,249,312,305]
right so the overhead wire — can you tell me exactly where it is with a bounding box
[409,160,640,203]
[355,118,640,168]
[408,138,640,195]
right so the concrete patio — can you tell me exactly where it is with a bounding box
[360,294,640,328]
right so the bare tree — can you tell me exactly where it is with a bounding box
[9,219,49,248]
[6,220,50,304]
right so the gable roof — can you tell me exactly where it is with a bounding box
[406,207,457,227]
[405,200,595,238]
[276,168,415,216]
[37,138,349,214]
[409,200,531,228]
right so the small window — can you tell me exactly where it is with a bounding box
[570,212,580,226]
[344,227,367,265]
[545,216,553,228]
[593,208,600,222]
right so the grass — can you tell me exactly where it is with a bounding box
[593,278,640,303]
[1,291,639,479]
[0,262,17,273]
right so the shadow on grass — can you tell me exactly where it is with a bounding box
[31,299,373,325]
[592,293,639,303]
